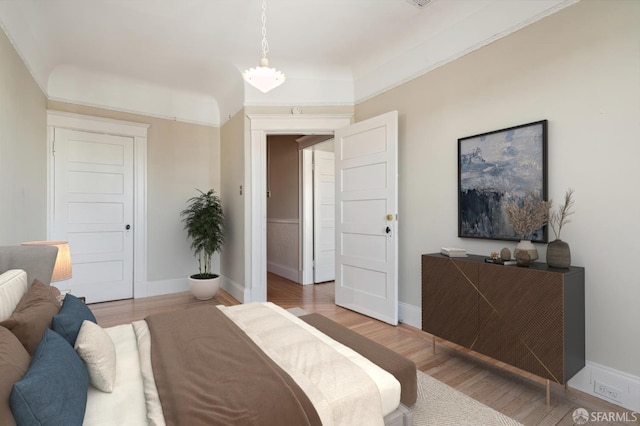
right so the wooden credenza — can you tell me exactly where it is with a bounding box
[422,253,585,385]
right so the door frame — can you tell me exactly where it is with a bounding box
[46,110,149,297]
[246,114,352,302]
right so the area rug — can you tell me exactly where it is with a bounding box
[412,370,522,426]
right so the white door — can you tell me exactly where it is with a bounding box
[313,149,335,283]
[334,111,398,325]
[52,128,134,303]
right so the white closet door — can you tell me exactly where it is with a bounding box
[52,128,134,303]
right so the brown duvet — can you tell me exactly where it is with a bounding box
[146,306,322,426]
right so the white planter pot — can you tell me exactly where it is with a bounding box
[188,275,220,300]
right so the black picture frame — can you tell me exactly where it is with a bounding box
[458,120,548,242]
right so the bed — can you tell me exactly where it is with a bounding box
[1,245,416,425]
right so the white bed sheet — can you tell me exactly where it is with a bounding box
[82,324,147,426]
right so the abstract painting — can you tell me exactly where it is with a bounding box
[458,120,548,242]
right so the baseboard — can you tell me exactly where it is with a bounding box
[135,278,189,298]
[221,275,249,303]
[134,275,248,303]
[267,261,300,283]
[398,301,421,329]
[299,269,313,285]
[568,361,640,412]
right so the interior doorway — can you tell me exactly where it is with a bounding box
[266,135,335,287]
[249,112,398,326]
[246,114,352,303]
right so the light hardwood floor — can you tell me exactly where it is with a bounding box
[89,273,638,426]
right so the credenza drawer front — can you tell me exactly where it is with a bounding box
[477,265,564,382]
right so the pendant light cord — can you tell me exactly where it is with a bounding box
[261,0,269,59]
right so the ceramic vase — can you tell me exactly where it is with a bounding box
[514,240,538,263]
[546,239,571,268]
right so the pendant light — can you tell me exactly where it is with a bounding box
[243,0,286,93]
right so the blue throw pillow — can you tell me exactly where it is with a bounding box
[51,293,97,346]
[10,328,89,425]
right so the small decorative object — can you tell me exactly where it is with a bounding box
[516,250,531,267]
[440,247,467,257]
[485,257,517,266]
[458,120,548,241]
[504,192,552,264]
[490,251,500,260]
[514,240,538,263]
[546,189,574,268]
[500,247,511,261]
[181,189,224,300]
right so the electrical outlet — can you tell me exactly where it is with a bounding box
[594,381,623,403]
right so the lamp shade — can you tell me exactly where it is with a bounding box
[21,240,72,282]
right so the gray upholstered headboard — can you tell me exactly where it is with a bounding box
[0,245,58,286]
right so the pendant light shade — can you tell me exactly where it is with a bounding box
[243,0,285,93]
[243,58,286,93]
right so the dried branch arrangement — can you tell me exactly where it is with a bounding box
[504,193,552,239]
[549,188,575,240]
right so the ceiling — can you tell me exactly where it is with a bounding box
[0,0,578,126]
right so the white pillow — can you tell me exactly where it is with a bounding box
[74,320,117,393]
[0,270,28,322]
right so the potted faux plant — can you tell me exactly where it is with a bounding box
[546,189,574,268]
[504,192,552,266]
[180,189,224,300]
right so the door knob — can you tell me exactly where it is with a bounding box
[125,224,131,230]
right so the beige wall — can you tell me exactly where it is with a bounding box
[47,101,221,285]
[220,109,245,290]
[355,0,640,376]
[267,135,299,220]
[0,29,47,245]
